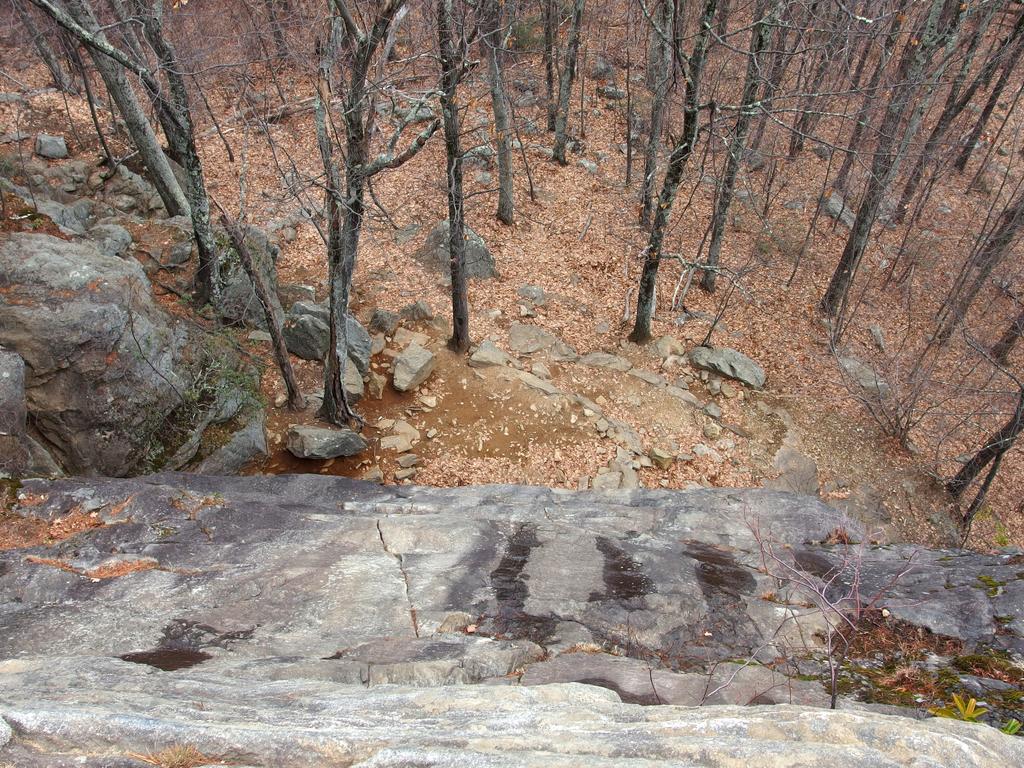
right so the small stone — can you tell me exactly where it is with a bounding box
[393,344,436,391]
[400,300,434,322]
[649,447,675,470]
[35,134,68,159]
[419,395,438,408]
[397,454,419,468]
[531,362,551,379]
[286,425,367,459]
[395,467,418,481]
[704,403,722,420]
[470,340,511,368]
[380,435,414,453]
[248,330,272,344]
[367,371,385,400]
[361,466,384,483]
[720,382,738,399]
[703,421,722,439]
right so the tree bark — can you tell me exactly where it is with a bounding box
[14,0,76,94]
[991,305,1024,365]
[821,0,965,321]
[639,0,674,229]
[630,0,717,343]
[702,0,775,292]
[552,0,584,165]
[439,0,470,352]
[36,0,190,219]
[946,386,1024,499]
[484,0,514,224]
[953,39,1022,173]
[543,0,558,131]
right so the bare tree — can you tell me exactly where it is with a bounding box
[14,0,77,94]
[639,0,674,230]
[483,0,514,224]
[314,0,440,425]
[552,0,584,165]
[630,0,718,343]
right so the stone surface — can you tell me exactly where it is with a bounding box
[1,476,1023,766]
[838,356,891,398]
[393,344,436,391]
[469,340,511,368]
[191,412,268,475]
[285,425,367,459]
[87,223,133,259]
[34,133,67,159]
[283,313,329,361]
[822,192,856,228]
[0,233,247,476]
[2,657,1020,768]
[509,323,564,355]
[414,221,497,280]
[579,351,633,372]
[689,346,766,389]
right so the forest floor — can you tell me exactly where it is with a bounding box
[1,51,1021,552]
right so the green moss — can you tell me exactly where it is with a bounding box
[977,574,1006,597]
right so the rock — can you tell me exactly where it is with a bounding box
[380,434,414,453]
[578,158,598,174]
[628,368,666,387]
[219,228,281,328]
[511,369,561,396]
[591,470,623,490]
[400,300,434,322]
[508,323,576,357]
[869,324,887,352]
[469,340,511,368]
[34,134,67,159]
[369,309,399,335]
[704,402,722,420]
[278,283,316,311]
[192,412,268,475]
[531,362,551,379]
[344,359,364,403]
[393,344,436,392]
[589,55,615,79]
[822,192,856,228]
[649,446,675,470]
[393,327,429,349]
[290,300,330,324]
[838,356,890,398]
[688,346,765,389]
[87,223,132,259]
[413,221,497,280]
[654,335,685,358]
[344,316,372,376]
[248,330,273,343]
[395,467,418,481]
[579,351,632,372]
[283,314,329,361]
[765,447,820,496]
[703,421,723,439]
[398,104,435,124]
[517,285,547,306]
[397,454,419,469]
[597,84,626,100]
[0,233,249,476]
[285,425,367,459]
[367,371,385,400]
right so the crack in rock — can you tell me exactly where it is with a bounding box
[376,519,419,638]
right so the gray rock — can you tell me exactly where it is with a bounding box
[278,283,316,311]
[822,192,856,228]
[579,351,632,371]
[87,223,132,259]
[578,158,598,174]
[283,313,329,361]
[400,300,434,322]
[369,309,399,335]
[517,285,547,306]
[393,344,436,391]
[589,55,615,79]
[0,233,246,475]
[3,657,1020,768]
[838,356,890,398]
[689,346,765,389]
[34,134,68,159]
[286,424,367,459]
[219,228,281,328]
[414,221,498,280]
[597,85,626,100]
[192,412,268,475]
[0,348,26,440]
[509,323,573,356]
[469,340,511,368]
[290,300,330,324]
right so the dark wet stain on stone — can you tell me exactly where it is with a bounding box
[576,677,662,705]
[486,523,556,644]
[793,550,839,579]
[119,648,211,671]
[589,537,655,604]
[684,542,755,596]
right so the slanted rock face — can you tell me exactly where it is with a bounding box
[414,220,498,280]
[689,346,766,389]
[0,476,1022,767]
[0,233,250,475]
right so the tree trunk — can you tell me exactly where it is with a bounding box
[220,214,304,410]
[821,0,964,321]
[439,0,470,352]
[991,305,1024,365]
[639,0,674,229]
[953,43,1022,173]
[630,0,717,344]
[552,0,584,165]
[895,7,1021,223]
[935,193,1024,344]
[484,0,514,224]
[702,0,775,293]
[14,0,76,94]
[946,386,1024,499]
[42,0,190,219]
[543,0,558,131]
[138,2,221,308]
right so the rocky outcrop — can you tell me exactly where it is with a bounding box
[0,475,1022,766]
[0,233,255,476]
[689,346,766,389]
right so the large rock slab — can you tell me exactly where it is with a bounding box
[689,346,766,389]
[286,424,367,459]
[414,221,497,280]
[0,233,248,475]
[1,657,1020,768]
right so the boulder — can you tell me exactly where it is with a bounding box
[191,412,268,475]
[688,346,765,389]
[597,85,626,100]
[87,223,132,259]
[822,192,856,228]
[0,233,247,475]
[469,340,511,368]
[400,300,434,322]
[283,313,329,361]
[393,344,436,392]
[839,356,891,398]
[34,134,67,159]
[589,55,615,79]
[369,308,399,335]
[414,221,498,280]
[285,424,367,459]
[220,227,281,328]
